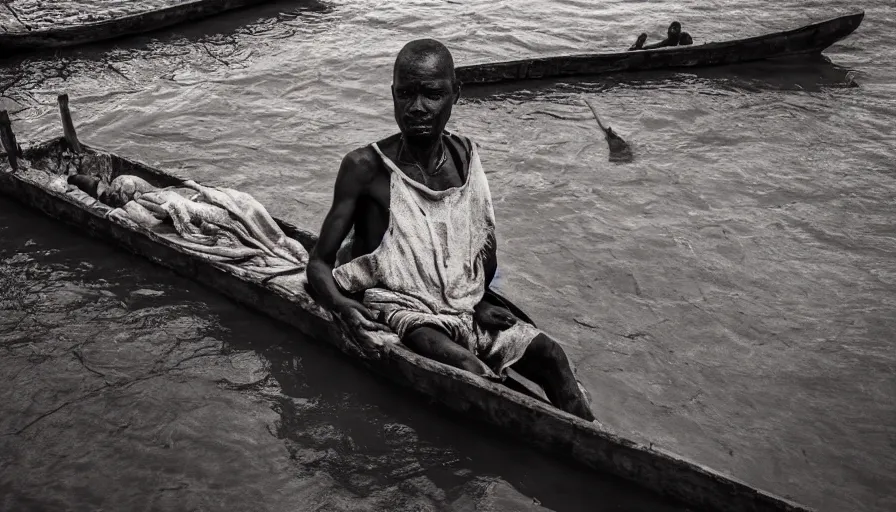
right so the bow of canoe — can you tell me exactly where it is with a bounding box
[456,11,865,85]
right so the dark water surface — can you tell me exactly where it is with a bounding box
[1,1,894,511]
[0,201,681,512]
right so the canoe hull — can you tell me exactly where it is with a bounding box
[456,11,864,85]
[0,138,812,512]
[0,0,271,54]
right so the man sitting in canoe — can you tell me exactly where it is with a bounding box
[306,39,596,421]
[628,21,693,51]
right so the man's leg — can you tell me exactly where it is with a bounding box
[511,333,596,421]
[403,326,493,377]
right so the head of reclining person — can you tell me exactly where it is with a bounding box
[667,21,682,44]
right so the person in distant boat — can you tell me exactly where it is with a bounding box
[306,39,596,421]
[628,21,692,51]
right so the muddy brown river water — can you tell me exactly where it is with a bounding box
[1,1,894,511]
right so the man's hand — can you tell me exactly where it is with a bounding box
[474,301,517,331]
[334,297,391,348]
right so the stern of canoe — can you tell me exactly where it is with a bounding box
[2,137,321,253]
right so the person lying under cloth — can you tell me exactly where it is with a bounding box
[68,174,307,281]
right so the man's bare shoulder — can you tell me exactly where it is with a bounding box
[339,134,401,183]
[340,146,379,182]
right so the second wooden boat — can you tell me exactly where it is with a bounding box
[0,99,814,512]
[0,0,272,55]
[456,11,864,86]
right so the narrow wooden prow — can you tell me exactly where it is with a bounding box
[0,110,21,171]
[58,94,82,153]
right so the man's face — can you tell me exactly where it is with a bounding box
[392,53,459,143]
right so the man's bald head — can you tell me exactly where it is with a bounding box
[393,39,456,85]
[391,39,460,143]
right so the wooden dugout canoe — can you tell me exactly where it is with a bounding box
[0,101,814,512]
[456,11,865,86]
[0,0,272,55]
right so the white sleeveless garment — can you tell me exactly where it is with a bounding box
[332,135,540,377]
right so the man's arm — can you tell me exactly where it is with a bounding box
[474,230,516,329]
[307,149,391,343]
[306,150,372,310]
[640,39,672,50]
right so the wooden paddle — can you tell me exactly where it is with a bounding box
[584,99,633,162]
